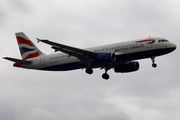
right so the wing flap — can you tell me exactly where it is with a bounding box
[51,46,83,59]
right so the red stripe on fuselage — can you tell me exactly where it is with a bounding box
[135,39,155,43]
[23,51,41,60]
[17,37,35,46]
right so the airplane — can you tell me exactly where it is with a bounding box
[3,32,176,80]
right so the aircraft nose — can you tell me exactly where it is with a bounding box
[165,42,176,53]
[171,43,177,52]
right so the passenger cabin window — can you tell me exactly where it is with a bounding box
[158,39,169,42]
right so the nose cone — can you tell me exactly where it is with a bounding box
[171,43,177,51]
[165,42,177,54]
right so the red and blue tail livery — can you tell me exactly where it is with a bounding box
[16,32,43,60]
[3,32,176,80]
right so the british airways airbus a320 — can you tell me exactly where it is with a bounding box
[4,32,176,80]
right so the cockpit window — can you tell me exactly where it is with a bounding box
[158,39,169,42]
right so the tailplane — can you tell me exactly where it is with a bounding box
[16,32,43,60]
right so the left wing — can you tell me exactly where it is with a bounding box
[37,39,97,62]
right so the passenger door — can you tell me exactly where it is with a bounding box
[146,39,152,48]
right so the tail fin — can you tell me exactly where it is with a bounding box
[16,32,43,60]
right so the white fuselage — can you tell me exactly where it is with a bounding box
[21,37,176,71]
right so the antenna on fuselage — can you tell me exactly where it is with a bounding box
[149,35,153,41]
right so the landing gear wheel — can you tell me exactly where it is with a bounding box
[151,56,157,68]
[102,73,109,80]
[85,68,93,74]
[152,63,157,68]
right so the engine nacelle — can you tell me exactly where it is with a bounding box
[114,61,140,73]
[93,52,116,64]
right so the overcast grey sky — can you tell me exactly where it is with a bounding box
[0,0,180,120]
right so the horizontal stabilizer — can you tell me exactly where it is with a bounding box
[3,57,32,64]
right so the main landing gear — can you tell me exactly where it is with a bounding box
[151,56,157,68]
[102,73,109,80]
[85,68,93,74]
[102,68,110,80]
[85,67,110,80]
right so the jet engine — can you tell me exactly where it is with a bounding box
[114,61,139,73]
[93,52,116,64]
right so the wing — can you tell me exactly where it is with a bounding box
[37,39,97,62]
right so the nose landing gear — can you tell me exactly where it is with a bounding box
[151,56,157,68]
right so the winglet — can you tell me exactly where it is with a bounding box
[36,38,49,43]
[36,38,41,43]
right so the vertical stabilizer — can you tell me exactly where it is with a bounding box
[15,32,43,60]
